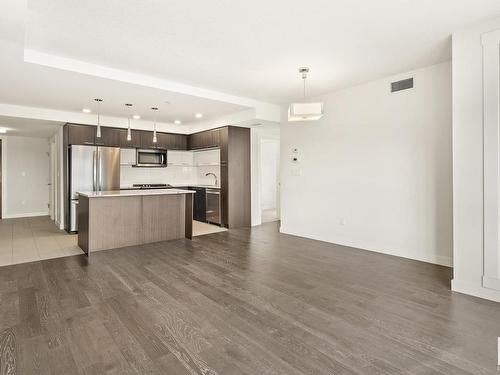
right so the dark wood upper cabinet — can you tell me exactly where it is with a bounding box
[139,131,188,150]
[172,134,188,150]
[219,127,228,164]
[66,123,190,151]
[140,130,158,149]
[155,133,171,150]
[94,127,121,147]
[188,128,221,150]
[188,132,202,150]
[119,129,141,148]
[67,124,95,145]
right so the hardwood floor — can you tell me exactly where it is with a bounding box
[0,222,499,374]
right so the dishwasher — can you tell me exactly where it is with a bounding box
[206,189,221,225]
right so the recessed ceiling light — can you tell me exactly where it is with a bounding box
[82,108,91,113]
[174,120,182,125]
[195,113,203,119]
[132,114,141,120]
[0,128,8,134]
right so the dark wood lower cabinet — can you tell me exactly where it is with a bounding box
[191,187,207,222]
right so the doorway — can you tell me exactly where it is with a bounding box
[260,138,280,223]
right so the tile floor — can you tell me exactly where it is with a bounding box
[0,216,227,266]
[261,208,279,223]
[192,220,227,236]
[0,216,82,267]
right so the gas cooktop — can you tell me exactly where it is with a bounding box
[132,183,173,189]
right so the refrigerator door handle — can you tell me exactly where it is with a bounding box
[92,150,97,191]
[98,149,102,191]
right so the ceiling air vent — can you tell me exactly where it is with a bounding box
[391,78,414,93]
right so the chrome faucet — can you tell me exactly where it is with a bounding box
[205,172,218,186]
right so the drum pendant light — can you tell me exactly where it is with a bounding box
[288,67,324,122]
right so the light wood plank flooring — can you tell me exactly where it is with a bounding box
[0,222,499,374]
[0,216,81,267]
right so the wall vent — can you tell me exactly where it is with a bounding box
[391,78,414,93]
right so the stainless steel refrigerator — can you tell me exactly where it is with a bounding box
[69,145,120,232]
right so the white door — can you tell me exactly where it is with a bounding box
[260,139,280,222]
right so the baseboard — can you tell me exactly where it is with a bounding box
[3,211,49,219]
[452,279,500,303]
[482,276,500,291]
[279,225,452,267]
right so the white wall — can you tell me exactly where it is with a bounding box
[3,136,50,218]
[452,16,500,303]
[260,139,280,210]
[280,61,453,266]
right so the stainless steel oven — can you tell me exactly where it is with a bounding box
[136,149,167,167]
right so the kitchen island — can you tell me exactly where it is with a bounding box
[77,189,194,255]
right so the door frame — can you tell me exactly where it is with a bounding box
[0,139,2,219]
[50,139,56,220]
[259,137,280,221]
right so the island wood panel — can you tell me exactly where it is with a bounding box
[141,194,185,243]
[78,193,193,253]
[89,196,143,252]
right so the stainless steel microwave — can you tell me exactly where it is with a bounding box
[136,149,167,167]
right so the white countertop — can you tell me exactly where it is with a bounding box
[78,189,195,198]
[120,184,221,190]
[178,184,221,189]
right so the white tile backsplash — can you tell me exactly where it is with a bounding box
[196,165,220,186]
[121,149,220,187]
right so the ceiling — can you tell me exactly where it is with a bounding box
[0,37,248,124]
[22,0,500,104]
[0,0,499,127]
[0,116,62,138]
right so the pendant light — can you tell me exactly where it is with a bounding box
[94,98,103,138]
[151,107,158,143]
[288,67,324,122]
[125,103,133,141]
